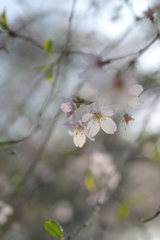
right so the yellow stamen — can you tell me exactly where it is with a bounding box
[75,126,84,135]
[93,111,104,123]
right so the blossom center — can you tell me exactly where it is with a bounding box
[75,125,85,135]
[122,114,134,128]
[93,111,104,123]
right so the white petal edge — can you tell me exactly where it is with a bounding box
[91,100,103,113]
[82,113,93,124]
[128,84,143,96]
[128,96,143,108]
[101,117,117,134]
[86,120,100,137]
[101,106,116,117]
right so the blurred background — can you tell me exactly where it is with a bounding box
[1,0,160,239]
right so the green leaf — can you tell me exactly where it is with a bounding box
[117,203,130,220]
[85,175,96,192]
[152,145,160,162]
[85,169,97,192]
[0,11,8,29]
[36,64,54,82]
[45,65,53,82]
[43,40,54,55]
[45,220,64,239]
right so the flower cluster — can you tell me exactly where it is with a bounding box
[61,53,144,148]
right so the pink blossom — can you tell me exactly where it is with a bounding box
[64,118,94,148]
[60,97,76,118]
[78,53,108,89]
[128,84,143,108]
[82,100,117,137]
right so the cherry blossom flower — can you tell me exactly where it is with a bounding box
[89,151,114,178]
[64,118,94,148]
[88,151,121,190]
[82,100,117,137]
[0,201,14,225]
[122,114,134,129]
[128,84,143,108]
[78,53,109,89]
[60,97,77,118]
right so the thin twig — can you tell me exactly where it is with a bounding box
[65,0,77,47]
[142,209,160,223]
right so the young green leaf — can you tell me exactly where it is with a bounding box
[0,11,8,29]
[117,203,130,220]
[45,220,64,239]
[43,40,54,55]
[45,65,53,82]
[36,64,54,82]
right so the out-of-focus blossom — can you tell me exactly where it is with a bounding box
[60,97,77,118]
[89,151,115,177]
[0,201,14,225]
[88,151,121,190]
[52,200,73,223]
[116,84,143,110]
[127,84,143,108]
[82,100,117,137]
[64,118,94,148]
[108,172,121,190]
[78,53,109,89]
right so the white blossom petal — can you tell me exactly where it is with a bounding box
[101,106,116,116]
[128,96,143,108]
[91,100,103,113]
[128,84,143,96]
[81,113,93,124]
[78,68,92,80]
[85,131,95,141]
[101,117,117,134]
[73,131,86,148]
[87,120,100,137]
[83,53,100,66]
